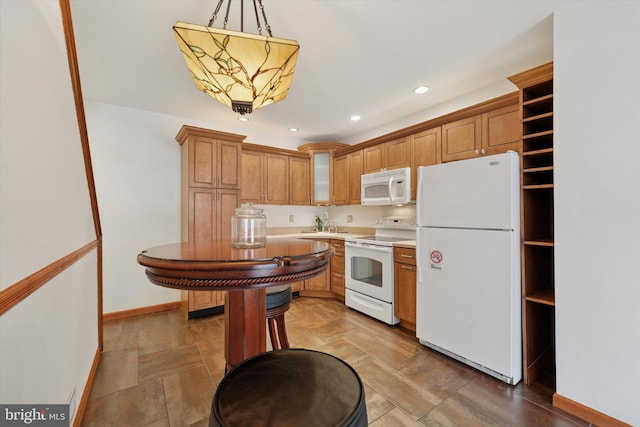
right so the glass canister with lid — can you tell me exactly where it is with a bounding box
[231,203,267,248]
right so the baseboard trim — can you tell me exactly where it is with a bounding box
[73,347,100,427]
[553,393,632,427]
[103,301,181,322]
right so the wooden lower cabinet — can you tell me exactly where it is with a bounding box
[189,290,226,312]
[330,239,345,298]
[394,246,417,331]
[305,268,331,291]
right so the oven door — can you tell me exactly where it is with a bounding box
[345,241,394,303]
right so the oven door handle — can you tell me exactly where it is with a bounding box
[345,241,393,253]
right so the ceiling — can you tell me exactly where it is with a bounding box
[69,0,559,149]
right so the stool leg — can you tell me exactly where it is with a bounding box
[268,317,280,350]
[275,314,290,349]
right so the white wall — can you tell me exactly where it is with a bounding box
[85,102,183,313]
[0,1,98,422]
[554,2,640,425]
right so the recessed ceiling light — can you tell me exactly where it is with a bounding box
[238,116,249,122]
[414,86,430,94]
[350,115,361,121]
[288,127,298,132]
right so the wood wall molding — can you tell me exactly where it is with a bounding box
[59,0,102,241]
[0,240,99,316]
[103,301,182,322]
[72,347,100,427]
[553,393,632,427]
[59,0,104,348]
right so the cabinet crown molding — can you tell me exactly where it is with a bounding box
[508,62,553,89]
[175,125,246,145]
[297,142,349,152]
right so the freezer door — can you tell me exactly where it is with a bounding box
[416,227,521,382]
[417,152,519,230]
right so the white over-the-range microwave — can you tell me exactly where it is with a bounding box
[361,167,411,206]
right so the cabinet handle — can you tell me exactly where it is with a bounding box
[400,265,414,270]
[475,149,480,155]
[481,148,486,154]
[400,254,414,259]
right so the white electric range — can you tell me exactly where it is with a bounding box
[344,217,416,324]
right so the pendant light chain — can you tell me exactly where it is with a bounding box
[257,0,273,37]
[206,0,273,37]
[252,0,262,35]
[207,0,224,27]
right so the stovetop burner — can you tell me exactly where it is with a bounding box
[346,217,416,246]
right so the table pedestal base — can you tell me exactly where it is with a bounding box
[224,288,266,372]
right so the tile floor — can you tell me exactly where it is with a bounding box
[80,297,589,426]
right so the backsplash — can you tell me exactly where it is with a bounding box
[254,204,416,229]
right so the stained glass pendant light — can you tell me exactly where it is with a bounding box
[173,0,300,115]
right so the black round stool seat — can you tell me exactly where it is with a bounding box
[266,284,292,310]
[210,349,368,427]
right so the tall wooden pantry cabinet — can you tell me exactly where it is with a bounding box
[175,125,244,317]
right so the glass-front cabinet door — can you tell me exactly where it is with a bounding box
[311,152,331,205]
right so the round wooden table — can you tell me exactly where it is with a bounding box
[137,238,333,371]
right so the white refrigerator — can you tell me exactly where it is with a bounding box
[416,151,522,384]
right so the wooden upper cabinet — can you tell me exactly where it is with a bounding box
[441,103,520,162]
[240,150,290,205]
[176,126,242,189]
[333,154,349,205]
[240,150,264,204]
[348,150,363,205]
[333,150,363,206]
[385,137,411,170]
[218,141,242,188]
[289,156,310,205]
[363,144,385,174]
[410,127,441,200]
[363,137,410,174]
[441,114,482,162]
[264,153,289,204]
[298,142,349,206]
[482,104,521,155]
